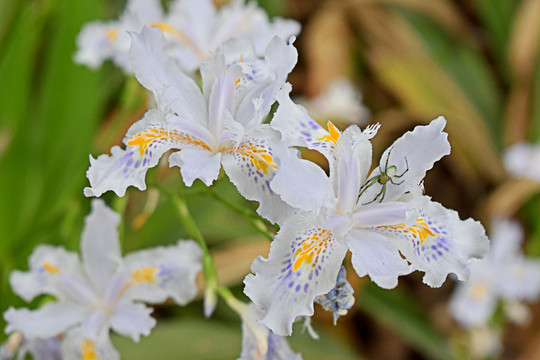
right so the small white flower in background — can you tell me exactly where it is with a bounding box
[314,266,355,325]
[244,88,489,335]
[4,199,203,360]
[85,27,302,223]
[449,218,540,328]
[503,142,540,182]
[300,78,369,127]
[239,304,302,360]
[74,0,300,73]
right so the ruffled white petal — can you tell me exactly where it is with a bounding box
[81,200,122,295]
[5,303,89,339]
[109,303,156,342]
[272,86,336,163]
[348,230,412,289]
[358,117,450,204]
[84,109,211,197]
[123,240,203,305]
[10,245,83,302]
[222,128,294,223]
[396,197,489,287]
[169,148,222,186]
[244,214,348,335]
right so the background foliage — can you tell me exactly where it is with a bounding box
[0,0,539,358]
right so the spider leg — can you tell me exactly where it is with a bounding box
[389,178,404,186]
[358,176,379,199]
[363,183,386,205]
[394,157,409,178]
[383,147,394,173]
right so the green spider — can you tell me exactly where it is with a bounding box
[358,147,409,204]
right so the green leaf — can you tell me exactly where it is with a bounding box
[401,9,503,148]
[357,282,453,360]
[472,0,519,59]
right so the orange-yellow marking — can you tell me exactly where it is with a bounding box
[126,127,211,156]
[293,229,333,271]
[317,121,341,145]
[80,339,99,360]
[149,22,206,58]
[43,262,60,274]
[379,218,440,243]
[230,143,277,175]
[105,29,118,41]
[131,266,159,284]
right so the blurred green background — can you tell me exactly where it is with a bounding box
[1,0,539,359]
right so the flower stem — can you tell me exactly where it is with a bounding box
[165,189,220,316]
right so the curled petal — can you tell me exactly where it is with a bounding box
[244,214,348,335]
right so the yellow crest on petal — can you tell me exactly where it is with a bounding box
[317,121,341,145]
[131,266,159,284]
[380,218,441,244]
[230,143,278,175]
[293,229,333,271]
[80,339,99,360]
[127,127,211,156]
[43,262,60,274]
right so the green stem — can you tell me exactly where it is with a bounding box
[217,286,246,315]
[208,189,275,241]
[169,193,216,276]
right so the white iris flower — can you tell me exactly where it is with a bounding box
[85,27,300,223]
[4,200,203,360]
[243,89,489,335]
[74,0,300,73]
